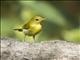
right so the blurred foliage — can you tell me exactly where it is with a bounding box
[1,1,80,43]
[62,28,80,43]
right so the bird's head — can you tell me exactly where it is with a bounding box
[31,16,45,24]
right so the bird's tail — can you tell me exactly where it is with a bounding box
[13,28,23,32]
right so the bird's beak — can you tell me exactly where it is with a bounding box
[40,18,45,24]
[42,17,45,21]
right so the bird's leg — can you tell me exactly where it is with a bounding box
[33,35,35,41]
[24,35,26,42]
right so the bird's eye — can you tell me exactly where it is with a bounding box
[35,19,39,21]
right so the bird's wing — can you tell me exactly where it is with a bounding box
[22,23,30,29]
[22,23,33,35]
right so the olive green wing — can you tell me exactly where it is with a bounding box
[22,23,30,29]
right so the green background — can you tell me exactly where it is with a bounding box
[1,1,80,43]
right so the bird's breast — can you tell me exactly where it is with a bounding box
[30,24,42,33]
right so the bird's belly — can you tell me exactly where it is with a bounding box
[23,29,29,35]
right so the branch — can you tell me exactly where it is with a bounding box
[1,37,80,60]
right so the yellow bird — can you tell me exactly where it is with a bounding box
[14,16,45,41]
